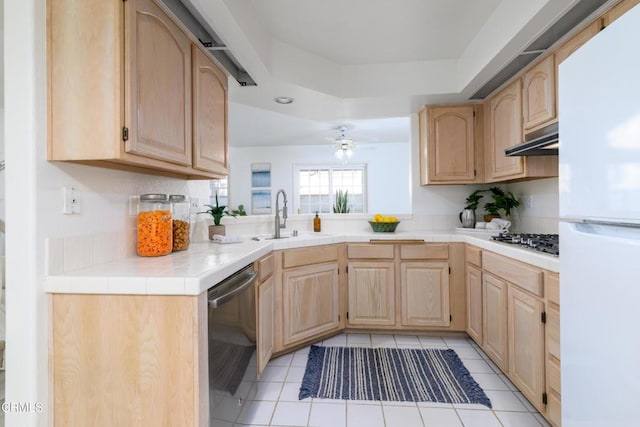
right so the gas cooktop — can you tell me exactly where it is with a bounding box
[491,233,559,256]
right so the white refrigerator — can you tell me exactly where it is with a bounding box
[559,4,640,426]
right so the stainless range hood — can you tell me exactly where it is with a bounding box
[505,122,559,156]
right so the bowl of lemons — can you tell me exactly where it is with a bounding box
[369,214,400,232]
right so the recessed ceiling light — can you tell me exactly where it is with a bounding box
[274,96,294,105]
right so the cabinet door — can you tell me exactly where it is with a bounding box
[126,0,192,165]
[522,55,556,131]
[546,306,561,427]
[282,263,340,346]
[486,80,524,181]
[420,105,476,183]
[347,261,395,326]
[482,273,508,372]
[508,285,545,410]
[192,46,228,175]
[400,261,450,327]
[466,263,483,344]
[256,276,274,378]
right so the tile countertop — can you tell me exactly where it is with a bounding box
[45,231,559,296]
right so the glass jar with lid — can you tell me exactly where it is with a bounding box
[137,194,172,256]
[169,194,190,251]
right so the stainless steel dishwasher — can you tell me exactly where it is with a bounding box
[208,264,258,426]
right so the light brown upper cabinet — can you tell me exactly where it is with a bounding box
[48,0,228,179]
[484,80,558,182]
[192,47,229,175]
[522,55,556,132]
[485,80,525,181]
[419,105,483,184]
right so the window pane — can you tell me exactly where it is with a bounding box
[296,164,366,214]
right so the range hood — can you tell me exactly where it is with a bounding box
[505,122,559,156]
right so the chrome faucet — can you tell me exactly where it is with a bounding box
[274,189,288,238]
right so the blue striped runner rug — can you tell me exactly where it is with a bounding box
[299,345,491,408]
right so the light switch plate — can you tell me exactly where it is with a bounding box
[63,186,81,214]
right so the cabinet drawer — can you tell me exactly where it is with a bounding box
[347,244,394,259]
[257,254,274,282]
[465,245,482,267]
[483,252,543,297]
[546,271,560,305]
[283,245,339,268]
[400,244,448,260]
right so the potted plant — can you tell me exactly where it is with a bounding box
[333,189,350,213]
[483,186,520,221]
[460,189,484,228]
[200,193,237,239]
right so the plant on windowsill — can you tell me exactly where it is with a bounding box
[199,193,237,239]
[333,189,350,213]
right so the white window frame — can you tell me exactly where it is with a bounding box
[292,163,368,214]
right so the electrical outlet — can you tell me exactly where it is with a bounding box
[63,186,81,214]
[520,195,533,209]
[190,197,200,210]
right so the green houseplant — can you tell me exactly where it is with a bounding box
[333,189,350,213]
[483,186,520,220]
[200,193,237,238]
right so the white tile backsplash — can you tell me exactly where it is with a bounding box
[63,234,94,272]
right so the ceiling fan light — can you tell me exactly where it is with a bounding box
[334,148,345,159]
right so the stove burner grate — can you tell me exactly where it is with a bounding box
[491,233,559,256]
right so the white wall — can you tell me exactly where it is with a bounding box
[228,142,412,215]
[507,177,560,233]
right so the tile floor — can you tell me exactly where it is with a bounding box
[212,333,552,427]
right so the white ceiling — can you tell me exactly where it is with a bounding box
[248,0,502,65]
[186,0,584,147]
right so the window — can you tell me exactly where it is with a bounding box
[210,178,228,206]
[294,164,367,214]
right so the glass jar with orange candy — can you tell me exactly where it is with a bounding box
[137,194,173,256]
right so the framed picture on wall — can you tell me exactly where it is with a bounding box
[251,163,271,188]
[252,190,272,214]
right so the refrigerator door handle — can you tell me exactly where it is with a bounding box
[583,219,640,229]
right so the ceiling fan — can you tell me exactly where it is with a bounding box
[328,126,356,161]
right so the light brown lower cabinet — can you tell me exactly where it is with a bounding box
[482,273,509,372]
[470,245,561,426]
[256,275,274,377]
[51,293,208,427]
[347,261,396,326]
[465,263,483,343]
[400,261,450,327]
[508,285,545,411]
[281,262,341,346]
